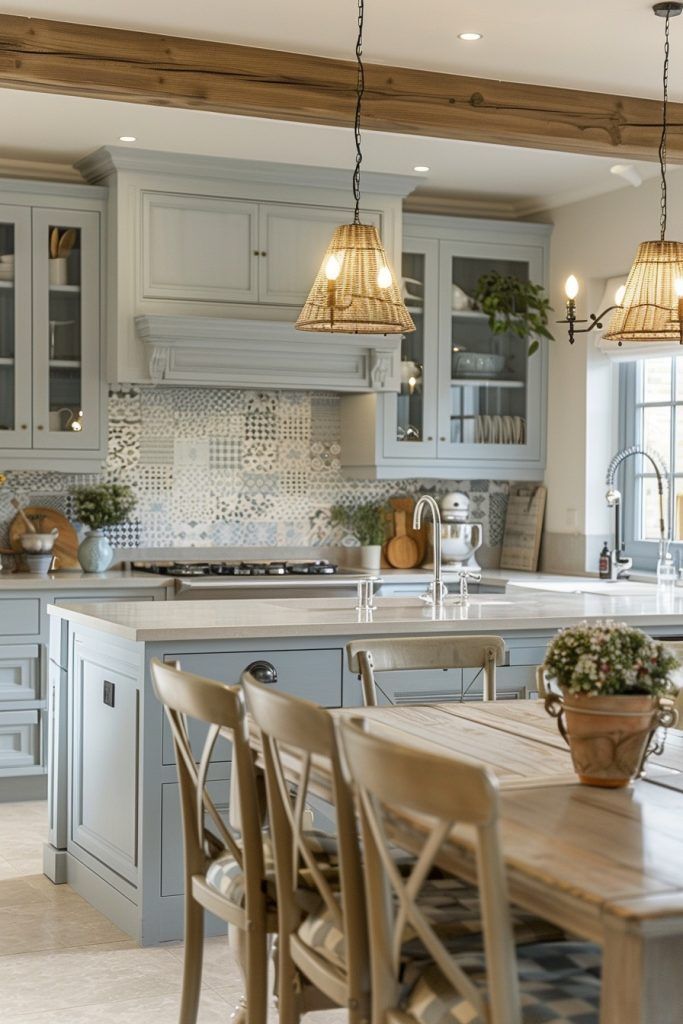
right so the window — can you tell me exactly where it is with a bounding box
[620,357,683,569]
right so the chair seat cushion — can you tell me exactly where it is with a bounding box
[405,941,601,1024]
[297,876,562,973]
[206,829,340,912]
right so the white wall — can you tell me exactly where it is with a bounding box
[543,171,683,569]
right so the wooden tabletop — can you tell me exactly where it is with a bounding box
[331,703,683,926]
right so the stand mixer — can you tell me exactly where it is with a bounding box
[439,492,483,570]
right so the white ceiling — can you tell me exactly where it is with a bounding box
[0,1,675,210]
[0,88,662,213]
[3,0,683,99]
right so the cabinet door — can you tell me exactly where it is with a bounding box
[436,240,546,467]
[382,236,439,459]
[0,204,32,448]
[31,209,101,451]
[258,203,382,306]
[142,192,259,303]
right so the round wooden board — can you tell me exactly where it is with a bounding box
[9,507,80,570]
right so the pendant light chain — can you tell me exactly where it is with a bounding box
[352,0,365,225]
[659,6,671,241]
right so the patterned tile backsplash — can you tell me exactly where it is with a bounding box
[0,387,509,551]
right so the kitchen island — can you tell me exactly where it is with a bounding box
[47,590,683,945]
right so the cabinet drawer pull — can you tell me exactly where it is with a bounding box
[244,659,278,685]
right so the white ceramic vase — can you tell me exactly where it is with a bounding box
[78,530,113,573]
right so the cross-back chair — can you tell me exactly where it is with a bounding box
[339,715,602,1024]
[346,635,506,706]
[242,671,370,1024]
[151,658,275,1024]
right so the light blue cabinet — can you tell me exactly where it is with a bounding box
[0,180,108,472]
[340,214,552,480]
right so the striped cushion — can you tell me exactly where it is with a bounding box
[297,877,562,972]
[206,829,340,911]
[405,941,601,1024]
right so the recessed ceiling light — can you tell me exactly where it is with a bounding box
[119,136,137,143]
[413,165,430,173]
[458,32,483,41]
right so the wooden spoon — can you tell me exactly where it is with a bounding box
[57,228,77,258]
[385,510,419,569]
[49,226,60,259]
[10,497,36,533]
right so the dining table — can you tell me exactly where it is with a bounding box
[284,701,683,1024]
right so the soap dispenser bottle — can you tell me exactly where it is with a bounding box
[599,542,610,579]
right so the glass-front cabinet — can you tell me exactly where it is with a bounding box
[0,205,31,448]
[341,214,551,479]
[0,187,104,470]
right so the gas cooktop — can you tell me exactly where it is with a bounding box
[132,559,339,578]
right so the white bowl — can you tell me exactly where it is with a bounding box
[453,351,506,376]
[20,531,58,553]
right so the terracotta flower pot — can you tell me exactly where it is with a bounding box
[545,691,677,788]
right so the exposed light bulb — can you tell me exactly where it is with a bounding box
[413,165,430,173]
[675,277,683,298]
[458,32,482,40]
[325,255,342,281]
[119,136,137,143]
[614,285,626,306]
[377,265,393,289]
[565,275,579,300]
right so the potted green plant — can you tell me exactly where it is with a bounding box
[72,483,136,573]
[474,271,553,355]
[329,501,389,571]
[543,620,679,787]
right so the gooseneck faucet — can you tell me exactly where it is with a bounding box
[605,446,668,581]
[413,495,448,607]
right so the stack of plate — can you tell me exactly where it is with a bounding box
[475,415,526,444]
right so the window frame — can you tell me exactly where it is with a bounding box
[620,359,680,571]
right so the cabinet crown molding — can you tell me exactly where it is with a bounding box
[77,146,418,197]
[135,315,402,393]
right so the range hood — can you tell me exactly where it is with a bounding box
[135,315,402,392]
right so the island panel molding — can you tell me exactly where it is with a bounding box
[0,15,681,161]
[135,314,402,392]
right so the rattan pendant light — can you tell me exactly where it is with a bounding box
[295,0,415,334]
[604,2,683,343]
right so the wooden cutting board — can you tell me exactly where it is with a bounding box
[387,496,428,564]
[9,507,80,570]
[385,510,420,569]
[499,486,547,572]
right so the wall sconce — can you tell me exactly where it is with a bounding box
[557,276,627,345]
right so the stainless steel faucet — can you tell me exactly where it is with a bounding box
[413,495,448,607]
[605,446,668,581]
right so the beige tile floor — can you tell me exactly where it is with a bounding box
[0,800,345,1023]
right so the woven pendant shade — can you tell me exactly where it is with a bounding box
[295,223,415,334]
[603,240,683,341]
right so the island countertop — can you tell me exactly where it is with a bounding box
[48,590,683,642]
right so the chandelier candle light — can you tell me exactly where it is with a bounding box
[295,0,415,335]
[559,3,683,346]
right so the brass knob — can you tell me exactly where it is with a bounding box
[253,250,259,256]
[37,424,44,431]
[426,436,433,441]
[440,436,446,441]
[20,423,27,430]
[260,251,267,257]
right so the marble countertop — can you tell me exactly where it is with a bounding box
[0,570,174,591]
[48,588,683,643]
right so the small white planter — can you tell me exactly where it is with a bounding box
[359,545,382,571]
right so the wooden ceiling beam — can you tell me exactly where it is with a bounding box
[0,14,679,162]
